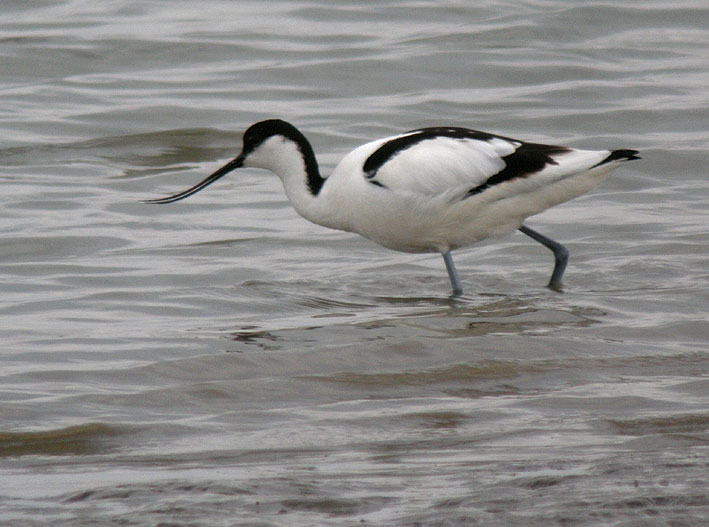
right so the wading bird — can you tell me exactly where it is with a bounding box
[145,119,639,295]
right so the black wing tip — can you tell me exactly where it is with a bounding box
[602,149,641,164]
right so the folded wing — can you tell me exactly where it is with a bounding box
[362,127,623,202]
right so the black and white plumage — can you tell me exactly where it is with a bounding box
[145,119,639,295]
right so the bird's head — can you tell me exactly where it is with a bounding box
[143,119,312,204]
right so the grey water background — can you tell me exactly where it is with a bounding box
[1,1,707,525]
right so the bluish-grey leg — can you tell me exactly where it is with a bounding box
[442,251,463,296]
[519,224,569,291]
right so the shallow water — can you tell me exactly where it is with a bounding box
[1,1,708,525]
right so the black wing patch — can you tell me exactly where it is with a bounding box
[362,127,502,179]
[362,126,573,197]
[465,142,571,197]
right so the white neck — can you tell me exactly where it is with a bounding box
[242,136,343,230]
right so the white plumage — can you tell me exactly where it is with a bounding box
[145,119,639,295]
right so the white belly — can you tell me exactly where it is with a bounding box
[317,162,616,254]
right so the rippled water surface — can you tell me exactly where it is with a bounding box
[1,1,707,525]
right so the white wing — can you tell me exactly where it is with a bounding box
[366,133,519,199]
[357,128,624,202]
